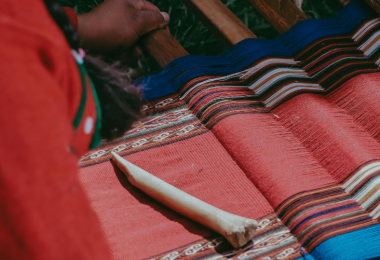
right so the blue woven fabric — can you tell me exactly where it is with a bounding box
[293,224,380,260]
[310,224,380,260]
[136,0,375,101]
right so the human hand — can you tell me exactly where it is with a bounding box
[77,0,170,52]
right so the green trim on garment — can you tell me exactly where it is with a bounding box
[73,64,87,129]
[88,76,102,149]
[72,61,102,149]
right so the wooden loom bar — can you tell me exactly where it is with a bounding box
[140,28,189,68]
[139,0,310,68]
[140,0,258,67]
[181,0,257,47]
[246,0,308,34]
[138,0,373,68]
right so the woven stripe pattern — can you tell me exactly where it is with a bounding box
[79,1,380,259]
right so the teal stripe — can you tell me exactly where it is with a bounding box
[73,64,87,129]
[72,59,102,149]
[88,76,102,149]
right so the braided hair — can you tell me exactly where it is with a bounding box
[43,0,141,140]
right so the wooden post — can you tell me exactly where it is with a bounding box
[181,0,257,47]
[246,0,308,34]
[140,28,189,68]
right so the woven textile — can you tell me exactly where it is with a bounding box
[79,1,380,259]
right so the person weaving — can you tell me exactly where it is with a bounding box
[0,0,169,259]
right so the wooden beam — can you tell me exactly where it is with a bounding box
[181,0,257,47]
[246,0,308,34]
[140,28,189,68]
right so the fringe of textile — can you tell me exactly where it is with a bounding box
[272,93,380,182]
[326,72,380,141]
[210,113,336,209]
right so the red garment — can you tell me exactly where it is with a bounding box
[0,0,112,259]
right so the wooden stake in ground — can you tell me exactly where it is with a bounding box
[111,152,258,248]
[246,0,308,34]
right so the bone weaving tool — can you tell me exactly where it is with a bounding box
[111,152,258,248]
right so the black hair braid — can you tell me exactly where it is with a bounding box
[43,0,141,140]
[83,56,141,140]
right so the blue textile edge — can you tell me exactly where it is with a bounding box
[295,224,380,260]
[137,0,375,101]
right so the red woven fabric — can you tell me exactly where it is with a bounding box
[211,113,336,208]
[78,65,380,258]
